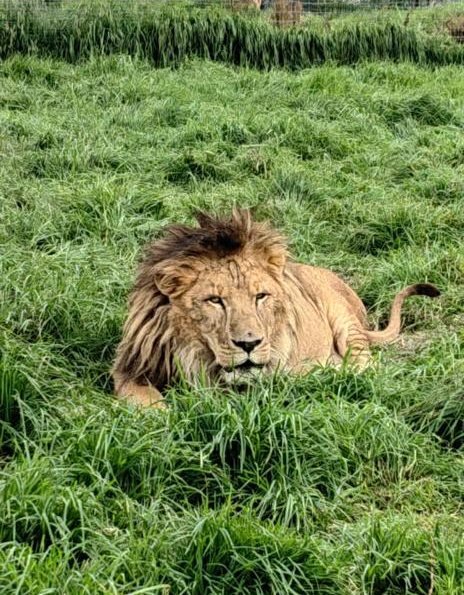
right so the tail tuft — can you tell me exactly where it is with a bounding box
[410,283,441,298]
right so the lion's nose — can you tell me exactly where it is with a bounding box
[232,338,262,354]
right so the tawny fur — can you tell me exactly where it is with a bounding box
[112,209,439,407]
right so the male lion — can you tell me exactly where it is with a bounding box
[112,209,439,408]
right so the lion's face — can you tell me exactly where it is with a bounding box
[168,255,288,383]
[113,209,294,394]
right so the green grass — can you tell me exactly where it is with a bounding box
[1,53,463,593]
[1,0,464,68]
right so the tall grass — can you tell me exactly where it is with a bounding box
[0,47,463,594]
[0,0,463,67]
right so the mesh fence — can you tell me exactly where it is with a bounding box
[227,0,459,15]
[1,0,463,16]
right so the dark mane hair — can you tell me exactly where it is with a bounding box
[142,208,285,265]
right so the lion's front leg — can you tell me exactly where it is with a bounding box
[113,373,166,409]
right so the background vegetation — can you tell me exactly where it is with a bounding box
[1,0,464,68]
[1,3,463,593]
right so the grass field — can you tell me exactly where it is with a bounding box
[1,52,464,593]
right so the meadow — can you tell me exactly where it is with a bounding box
[1,34,464,595]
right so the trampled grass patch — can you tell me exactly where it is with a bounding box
[1,54,463,592]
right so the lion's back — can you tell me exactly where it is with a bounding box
[287,262,368,327]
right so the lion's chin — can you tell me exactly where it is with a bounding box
[220,361,268,386]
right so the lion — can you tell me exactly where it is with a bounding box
[112,209,440,408]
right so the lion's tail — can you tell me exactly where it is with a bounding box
[365,283,440,345]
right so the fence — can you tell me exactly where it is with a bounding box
[1,0,463,18]
[228,0,458,15]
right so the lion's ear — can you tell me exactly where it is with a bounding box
[265,245,287,277]
[154,261,197,298]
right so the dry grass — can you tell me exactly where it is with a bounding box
[446,15,464,43]
[271,0,303,27]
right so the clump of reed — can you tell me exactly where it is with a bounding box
[0,0,463,67]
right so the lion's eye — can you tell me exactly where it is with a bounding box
[206,296,224,307]
[256,292,269,302]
